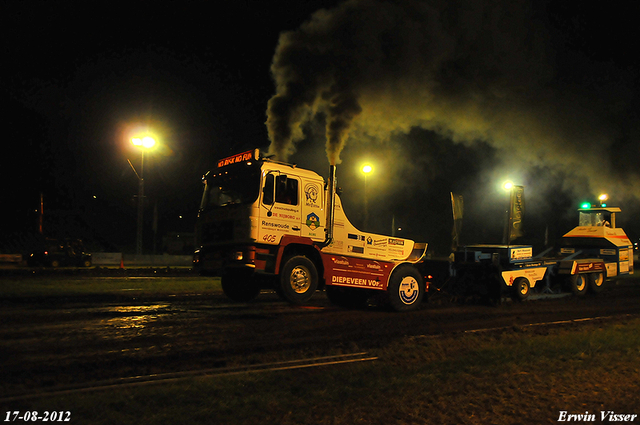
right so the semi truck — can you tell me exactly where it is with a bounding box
[194,149,633,310]
[193,149,428,311]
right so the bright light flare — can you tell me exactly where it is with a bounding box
[503,181,513,191]
[132,136,156,149]
[362,164,373,174]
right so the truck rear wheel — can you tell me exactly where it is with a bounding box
[279,256,318,304]
[512,277,530,301]
[568,274,588,296]
[221,273,261,302]
[387,264,424,312]
[588,272,606,294]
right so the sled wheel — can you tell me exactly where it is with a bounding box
[588,272,606,294]
[511,277,530,301]
[568,274,588,296]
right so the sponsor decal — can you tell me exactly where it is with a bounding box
[262,221,290,230]
[367,236,373,245]
[620,249,629,261]
[373,238,387,247]
[388,247,405,255]
[388,238,405,246]
[348,246,365,254]
[366,261,382,270]
[332,257,350,266]
[501,268,547,286]
[304,183,319,206]
[217,150,255,168]
[331,275,382,288]
[329,240,344,251]
[278,213,297,220]
[348,233,365,241]
[306,212,320,230]
[399,277,419,304]
[510,247,532,260]
[275,206,299,213]
[576,262,605,272]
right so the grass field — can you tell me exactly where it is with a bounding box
[0,275,221,299]
[3,317,639,424]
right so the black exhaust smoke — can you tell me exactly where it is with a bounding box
[265,0,640,201]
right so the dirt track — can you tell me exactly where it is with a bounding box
[1,277,639,399]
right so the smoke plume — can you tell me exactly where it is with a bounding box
[266,0,639,197]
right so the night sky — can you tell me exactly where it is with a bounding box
[3,0,640,255]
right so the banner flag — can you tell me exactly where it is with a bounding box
[451,192,464,251]
[509,185,525,242]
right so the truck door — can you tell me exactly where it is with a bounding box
[260,173,301,243]
[301,179,324,241]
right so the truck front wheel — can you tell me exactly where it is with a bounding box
[279,256,318,304]
[387,264,424,312]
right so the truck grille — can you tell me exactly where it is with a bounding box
[201,220,233,244]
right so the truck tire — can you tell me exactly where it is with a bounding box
[588,272,606,294]
[511,277,530,301]
[568,274,588,296]
[387,264,424,312]
[221,273,261,302]
[280,256,318,304]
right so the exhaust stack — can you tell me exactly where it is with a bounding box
[319,165,337,248]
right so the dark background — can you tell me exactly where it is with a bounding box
[2,0,640,256]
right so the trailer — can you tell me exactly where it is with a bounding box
[425,207,633,302]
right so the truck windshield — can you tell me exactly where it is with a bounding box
[200,166,261,211]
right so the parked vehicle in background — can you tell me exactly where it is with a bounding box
[28,238,92,267]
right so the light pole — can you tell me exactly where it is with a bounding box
[362,164,372,230]
[130,136,156,256]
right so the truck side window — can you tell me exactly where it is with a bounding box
[275,176,298,205]
[263,174,275,205]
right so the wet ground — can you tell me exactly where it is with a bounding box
[1,276,639,399]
